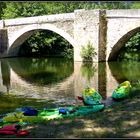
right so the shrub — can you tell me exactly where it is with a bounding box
[80,41,97,62]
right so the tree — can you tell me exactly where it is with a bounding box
[2,2,47,19]
[0,2,6,19]
[130,2,140,9]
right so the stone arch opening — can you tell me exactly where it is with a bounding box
[7,24,76,57]
[108,26,140,61]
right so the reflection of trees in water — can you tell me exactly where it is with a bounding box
[1,59,10,93]
[7,57,74,85]
[80,62,97,84]
[108,61,126,84]
[108,61,140,87]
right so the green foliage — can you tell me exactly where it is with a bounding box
[0,2,6,19]
[118,32,140,61]
[2,2,47,19]
[80,41,97,62]
[61,48,74,60]
[1,1,98,19]
[19,30,73,59]
[1,1,132,19]
[93,1,131,9]
[130,2,140,9]
[125,33,140,49]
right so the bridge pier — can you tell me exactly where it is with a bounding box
[74,9,107,62]
[0,29,8,57]
[99,10,107,62]
[74,9,100,62]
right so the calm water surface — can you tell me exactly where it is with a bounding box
[0,57,140,111]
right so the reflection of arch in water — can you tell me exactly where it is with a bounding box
[108,27,140,61]
[8,57,74,86]
[5,57,76,100]
[108,61,140,84]
[10,68,75,99]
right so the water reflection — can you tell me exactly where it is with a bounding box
[108,61,140,85]
[1,59,10,93]
[0,57,76,105]
[98,62,107,99]
[80,62,97,84]
[1,58,140,106]
[8,57,74,85]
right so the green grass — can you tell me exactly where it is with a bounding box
[0,93,56,114]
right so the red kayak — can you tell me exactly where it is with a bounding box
[0,124,29,136]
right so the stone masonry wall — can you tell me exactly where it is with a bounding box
[4,13,75,51]
[0,29,8,57]
[1,10,140,61]
[106,9,140,61]
[74,9,100,62]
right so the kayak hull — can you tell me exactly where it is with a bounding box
[112,81,131,100]
[82,87,102,105]
[2,104,105,123]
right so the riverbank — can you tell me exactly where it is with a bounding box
[0,91,140,138]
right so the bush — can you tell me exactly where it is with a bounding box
[80,41,97,62]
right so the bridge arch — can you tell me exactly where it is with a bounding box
[108,26,140,61]
[8,24,77,56]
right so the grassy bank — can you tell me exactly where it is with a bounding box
[0,90,140,138]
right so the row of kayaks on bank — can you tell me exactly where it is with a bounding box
[1,104,105,124]
[0,81,132,126]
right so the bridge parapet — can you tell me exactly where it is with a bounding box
[4,13,75,27]
[106,9,140,18]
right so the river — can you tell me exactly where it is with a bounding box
[0,57,140,112]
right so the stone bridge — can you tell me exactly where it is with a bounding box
[0,9,140,62]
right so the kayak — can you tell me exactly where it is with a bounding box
[73,104,105,115]
[112,81,132,100]
[2,112,45,123]
[82,87,103,105]
[2,104,105,124]
[38,104,105,119]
